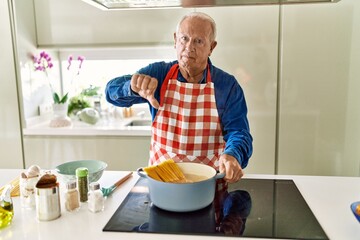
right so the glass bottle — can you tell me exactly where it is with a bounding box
[65,180,80,212]
[76,167,89,203]
[20,175,39,209]
[88,182,104,213]
[0,185,14,228]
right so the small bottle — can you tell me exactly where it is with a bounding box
[76,167,89,203]
[88,182,104,213]
[20,165,40,209]
[0,185,14,228]
[64,181,80,212]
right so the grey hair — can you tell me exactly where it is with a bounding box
[176,12,217,42]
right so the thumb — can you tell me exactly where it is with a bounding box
[147,95,160,109]
[219,160,226,174]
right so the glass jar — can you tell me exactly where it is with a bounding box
[20,175,39,209]
[64,180,80,212]
[88,182,104,213]
[76,167,89,203]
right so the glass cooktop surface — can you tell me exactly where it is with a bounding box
[103,178,328,239]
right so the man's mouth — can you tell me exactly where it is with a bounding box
[182,55,195,60]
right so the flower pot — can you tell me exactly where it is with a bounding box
[53,102,68,118]
[49,102,72,128]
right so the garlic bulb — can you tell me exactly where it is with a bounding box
[26,165,41,178]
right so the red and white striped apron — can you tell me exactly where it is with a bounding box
[149,63,227,193]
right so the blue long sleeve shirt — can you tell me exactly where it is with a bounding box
[105,59,253,168]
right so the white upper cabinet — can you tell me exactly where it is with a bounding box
[34,0,189,46]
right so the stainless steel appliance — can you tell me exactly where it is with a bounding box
[103,178,328,239]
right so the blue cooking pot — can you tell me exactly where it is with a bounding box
[137,162,225,212]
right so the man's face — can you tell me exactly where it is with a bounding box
[174,17,217,72]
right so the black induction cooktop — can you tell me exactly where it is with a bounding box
[103,178,328,239]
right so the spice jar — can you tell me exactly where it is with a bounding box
[64,180,80,212]
[76,167,89,203]
[88,182,104,213]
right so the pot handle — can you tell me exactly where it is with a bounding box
[215,171,226,179]
[137,168,148,178]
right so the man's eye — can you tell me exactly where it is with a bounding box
[195,39,203,44]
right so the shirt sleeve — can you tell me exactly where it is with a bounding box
[105,74,147,107]
[105,61,173,119]
[220,79,253,169]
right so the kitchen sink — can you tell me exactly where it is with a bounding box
[124,119,152,127]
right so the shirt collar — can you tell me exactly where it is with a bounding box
[176,58,212,84]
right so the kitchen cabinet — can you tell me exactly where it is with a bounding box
[34,0,189,46]
[278,0,360,176]
[0,0,24,168]
[23,135,151,171]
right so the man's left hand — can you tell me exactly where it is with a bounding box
[219,154,244,183]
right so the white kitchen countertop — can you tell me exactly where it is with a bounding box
[0,169,359,240]
[23,117,152,137]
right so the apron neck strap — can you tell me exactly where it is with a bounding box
[159,64,211,107]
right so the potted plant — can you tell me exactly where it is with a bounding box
[32,51,85,127]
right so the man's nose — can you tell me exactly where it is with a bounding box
[185,40,195,52]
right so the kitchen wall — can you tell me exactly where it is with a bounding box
[10,0,360,176]
[11,0,62,125]
[30,0,279,174]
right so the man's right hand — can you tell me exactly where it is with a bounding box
[130,73,160,109]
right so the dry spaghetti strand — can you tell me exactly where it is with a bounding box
[0,177,20,197]
[143,159,186,183]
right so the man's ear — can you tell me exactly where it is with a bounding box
[209,41,217,55]
[173,33,177,48]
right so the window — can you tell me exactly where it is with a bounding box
[59,46,175,111]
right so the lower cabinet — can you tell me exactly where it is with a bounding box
[23,136,151,171]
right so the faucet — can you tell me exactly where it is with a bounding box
[137,111,146,118]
